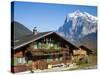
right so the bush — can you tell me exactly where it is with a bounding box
[77,57,88,65]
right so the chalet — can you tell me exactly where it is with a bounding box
[11,28,78,73]
[72,45,94,63]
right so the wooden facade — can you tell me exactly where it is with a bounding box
[11,31,77,73]
[72,46,93,63]
[72,48,88,62]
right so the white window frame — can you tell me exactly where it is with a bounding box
[17,57,26,64]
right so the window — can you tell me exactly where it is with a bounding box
[14,57,26,66]
[17,57,26,64]
[34,42,38,49]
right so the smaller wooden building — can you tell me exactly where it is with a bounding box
[72,45,94,63]
[79,45,94,55]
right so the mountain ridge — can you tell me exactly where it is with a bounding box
[58,10,97,50]
[11,21,32,40]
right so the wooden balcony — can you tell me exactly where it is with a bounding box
[30,48,69,56]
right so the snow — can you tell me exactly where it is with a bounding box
[58,10,97,45]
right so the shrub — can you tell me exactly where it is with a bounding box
[77,57,88,65]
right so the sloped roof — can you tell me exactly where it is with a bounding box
[79,45,93,53]
[12,31,78,50]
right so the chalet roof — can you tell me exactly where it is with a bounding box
[12,31,78,50]
[79,45,93,53]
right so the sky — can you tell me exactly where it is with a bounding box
[11,1,97,32]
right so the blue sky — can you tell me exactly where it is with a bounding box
[11,1,97,32]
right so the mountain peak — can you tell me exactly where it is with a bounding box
[67,10,97,21]
[68,10,83,18]
[73,10,82,15]
[58,10,97,47]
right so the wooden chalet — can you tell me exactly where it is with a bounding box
[11,29,78,73]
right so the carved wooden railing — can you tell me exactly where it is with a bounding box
[30,48,69,56]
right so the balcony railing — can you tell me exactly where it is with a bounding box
[30,48,69,56]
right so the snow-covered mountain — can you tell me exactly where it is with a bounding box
[58,10,97,49]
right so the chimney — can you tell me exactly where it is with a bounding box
[33,27,38,35]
